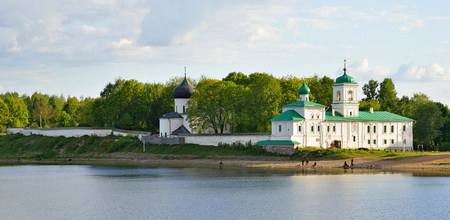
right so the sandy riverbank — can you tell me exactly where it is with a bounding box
[1,152,449,174]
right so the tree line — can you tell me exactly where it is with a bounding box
[0,72,448,150]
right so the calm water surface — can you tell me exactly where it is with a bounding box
[0,165,449,220]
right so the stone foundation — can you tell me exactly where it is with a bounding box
[262,145,298,155]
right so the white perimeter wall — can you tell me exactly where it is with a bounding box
[184,135,270,146]
[7,128,145,139]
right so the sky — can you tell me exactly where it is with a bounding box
[0,0,449,105]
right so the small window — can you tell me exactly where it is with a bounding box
[384,139,387,144]
[318,126,320,132]
[311,126,314,132]
[337,91,341,101]
[353,136,356,142]
[279,125,282,132]
[368,140,371,144]
[327,126,330,132]
[391,125,394,133]
[316,114,320,119]
[403,125,406,132]
[350,111,352,116]
[333,126,336,132]
[391,139,394,144]
[183,105,186,113]
[298,126,301,132]
[367,126,370,133]
[374,139,376,144]
[373,126,376,133]
[384,125,387,133]
[311,114,314,119]
[403,139,406,144]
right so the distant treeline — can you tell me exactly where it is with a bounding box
[0,72,448,150]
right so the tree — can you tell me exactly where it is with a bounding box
[2,93,29,127]
[223,72,249,86]
[362,80,379,101]
[413,101,444,147]
[359,99,381,111]
[0,98,10,132]
[33,101,57,127]
[58,111,78,127]
[310,76,334,106]
[377,78,398,111]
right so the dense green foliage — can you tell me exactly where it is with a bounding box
[0,72,448,150]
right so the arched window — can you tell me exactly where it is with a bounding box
[183,105,186,113]
[348,90,353,101]
[337,91,341,101]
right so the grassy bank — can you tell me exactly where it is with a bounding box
[0,134,273,159]
[0,134,441,161]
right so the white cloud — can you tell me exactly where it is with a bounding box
[296,43,325,50]
[348,59,391,77]
[287,17,338,30]
[427,16,450,21]
[74,25,108,34]
[396,63,450,81]
[398,19,424,32]
[339,45,356,49]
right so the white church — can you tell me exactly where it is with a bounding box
[257,62,414,150]
[160,63,414,151]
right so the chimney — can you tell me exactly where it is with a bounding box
[370,107,374,114]
[332,109,335,116]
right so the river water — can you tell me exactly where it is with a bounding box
[0,165,448,220]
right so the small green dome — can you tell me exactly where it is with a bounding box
[336,73,356,83]
[298,82,310,95]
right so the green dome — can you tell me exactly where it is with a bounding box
[298,82,310,95]
[336,73,356,83]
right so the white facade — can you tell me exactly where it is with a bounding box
[264,69,414,150]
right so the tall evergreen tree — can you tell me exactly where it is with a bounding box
[377,78,398,111]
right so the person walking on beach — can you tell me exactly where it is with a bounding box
[306,158,309,165]
[301,159,305,166]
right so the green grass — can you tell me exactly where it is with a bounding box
[0,134,273,159]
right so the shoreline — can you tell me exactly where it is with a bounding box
[1,152,449,175]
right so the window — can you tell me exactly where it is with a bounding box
[367,126,370,133]
[278,125,282,132]
[373,126,376,133]
[348,90,353,101]
[298,126,301,132]
[403,125,406,132]
[368,140,371,144]
[311,126,314,132]
[391,125,394,133]
[403,139,406,144]
[391,139,394,144]
[337,91,341,101]
[384,125,387,133]
[318,126,320,132]
[311,114,314,119]
[183,105,186,113]
[384,139,387,144]
[350,111,352,116]
[374,139,376,144]
[327,126,330,132]
[316,114,320,119]
[333,126,336,132]
[353,136,356,142]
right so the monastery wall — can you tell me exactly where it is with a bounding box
[184,134,270,146]
[7,128,148,139]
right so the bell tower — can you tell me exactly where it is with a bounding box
[331,60,359,117]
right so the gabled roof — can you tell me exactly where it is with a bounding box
[270,110,305,121]
[256,140,300,145]
[161,112,183,119]
[325,111,415,122]
[171,125,191,135]
[282,101,327,108]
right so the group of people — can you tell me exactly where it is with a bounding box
[343,159,355,169]
[300,158,317,168]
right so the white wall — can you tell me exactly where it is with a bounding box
[184,134,270,146]
[7,128,147,138]
[174,98,189,113]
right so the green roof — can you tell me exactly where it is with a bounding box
[282,101,327,108]
[325,111,415,121]
[336,73,356,84]
[270,110,305,121]
[256,140,300,145]
[298,82,310,95]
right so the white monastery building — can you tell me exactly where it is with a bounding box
[257,62,414,150]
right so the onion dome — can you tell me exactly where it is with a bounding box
[172,77,194,98]
[336,59,356,83]
[298,82,310,95]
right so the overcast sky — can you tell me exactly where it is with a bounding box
[0,0,449,105]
